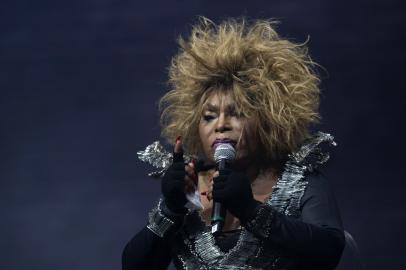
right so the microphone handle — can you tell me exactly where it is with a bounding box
[211,159,227,235]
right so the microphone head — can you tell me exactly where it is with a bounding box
[213,143,236,164]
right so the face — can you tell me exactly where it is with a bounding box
[198,92,257,167]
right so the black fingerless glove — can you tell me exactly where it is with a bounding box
[161,151,188,215]
[212,169,261,225]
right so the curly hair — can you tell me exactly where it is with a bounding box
[159,17,321,163]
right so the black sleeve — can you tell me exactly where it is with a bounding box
[261,170,345,269]
[121,225,172,270]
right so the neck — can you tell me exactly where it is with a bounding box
[250,167,278,197]
[237,162,278,199]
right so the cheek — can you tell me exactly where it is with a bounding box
[198,123,206,142]
[199,122,216,159]
[232,120,247,141]
[198,123,210,149]
[234,120,256,153]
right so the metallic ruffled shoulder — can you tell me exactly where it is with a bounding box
[137,141,193,177]
[289,131,337,172]
[267,131,337,217]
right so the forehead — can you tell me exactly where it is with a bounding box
[202,92,235,110]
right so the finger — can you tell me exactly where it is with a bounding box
[173,136,184,163]
[204,191,212,201]
[207,192,213,201]
[174,135,183,153]
[185,163,195,175]
[185,163,198,184]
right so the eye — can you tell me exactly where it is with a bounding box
[203,114,215,122]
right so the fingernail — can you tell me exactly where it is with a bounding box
[176,135,181,143]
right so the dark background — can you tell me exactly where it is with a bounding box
[1,0,405,269]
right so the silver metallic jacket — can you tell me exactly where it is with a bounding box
[138,132,336,270]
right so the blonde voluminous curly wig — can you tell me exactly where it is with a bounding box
[159,17,321,163]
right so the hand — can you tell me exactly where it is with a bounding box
[212,169,261,224]
[161,137,197,214]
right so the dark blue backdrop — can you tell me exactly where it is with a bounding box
[1,0,405,269]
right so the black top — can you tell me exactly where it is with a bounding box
[122,170,345,270]
[213,229,241,253]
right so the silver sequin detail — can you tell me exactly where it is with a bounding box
[141,132,336,269]
[175,212,262,270]
[146,199,175,237]
[268,131,336,217]
[289,131,336,172]
[245,204,276,239]
[137,141,193,177]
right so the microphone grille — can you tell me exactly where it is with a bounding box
[213,143,236,163]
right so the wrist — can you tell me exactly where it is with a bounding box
[147,198,187,238]
[162,198,188,217]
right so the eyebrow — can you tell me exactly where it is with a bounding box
[204,103,236,113]
[205,103,218,112]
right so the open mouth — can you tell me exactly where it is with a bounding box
[212,139,237,150]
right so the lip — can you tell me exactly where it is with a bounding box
[212,138,237,149]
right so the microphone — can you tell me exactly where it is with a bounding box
[211,143,236,235]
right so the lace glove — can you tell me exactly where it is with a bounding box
[161,136,199,215]
[212,169,261,225]
[161,150,189,215]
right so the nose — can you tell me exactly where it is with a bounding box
[215,113,231,133]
